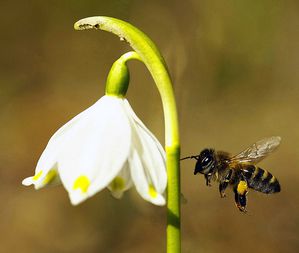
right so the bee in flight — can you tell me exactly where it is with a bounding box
[181,136,281,212]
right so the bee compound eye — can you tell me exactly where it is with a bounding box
[201,156,212,167]
[194,160,203,174]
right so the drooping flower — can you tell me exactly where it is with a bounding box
[22,95,166,206]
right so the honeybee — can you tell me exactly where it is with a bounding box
[181,136,281,212]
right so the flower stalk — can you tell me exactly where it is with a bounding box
[74,17,181,252]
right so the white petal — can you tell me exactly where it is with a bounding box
[107,162,133,199]
[57,96,132,205]
[22,164,60,190]
[123,99,165,157]
[70,189,86,205]
[124,100,167,205]
[129,150,165,205]
[22,177,34,186]
[22,97,104,189]
[22,136,61,189]
[134,124,167,194]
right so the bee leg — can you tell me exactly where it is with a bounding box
[204,174,212,186]
[234,180,248,213]
[219,182,228,198]
[234,191,247,213]
[219,170,233,198]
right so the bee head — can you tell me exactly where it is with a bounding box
[194,149,216,175]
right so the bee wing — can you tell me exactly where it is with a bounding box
[229,136,281,165]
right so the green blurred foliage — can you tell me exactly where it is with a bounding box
[0,0,298,252]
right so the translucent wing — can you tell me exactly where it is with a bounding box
[229,136,281,165]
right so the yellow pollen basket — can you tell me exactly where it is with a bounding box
[109,176,125,191]
[148,184,158,198]
[73,176,90,193]
[237,180,248,195]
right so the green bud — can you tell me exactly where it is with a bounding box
[105,58,130,98]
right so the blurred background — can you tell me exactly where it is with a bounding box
[1,0,298,252]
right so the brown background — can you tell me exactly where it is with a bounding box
[1,0,298,252]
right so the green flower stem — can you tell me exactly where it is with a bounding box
[74,16,181,253]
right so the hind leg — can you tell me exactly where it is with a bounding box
[234,180,248,213]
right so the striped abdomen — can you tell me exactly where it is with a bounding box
[242,165,281,194]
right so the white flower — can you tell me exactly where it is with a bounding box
[22,95,166,206]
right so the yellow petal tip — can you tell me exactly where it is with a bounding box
[32,171,43,181]
[109,176,125,192]
[73,175,90,193]
[148,184,158,199]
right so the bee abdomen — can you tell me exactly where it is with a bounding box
[242,165,280,194]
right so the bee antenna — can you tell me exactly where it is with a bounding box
[180,155,199,161]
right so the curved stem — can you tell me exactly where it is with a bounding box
[105,51,142,97]
[118,51,143,62]
[74,17,181,253]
